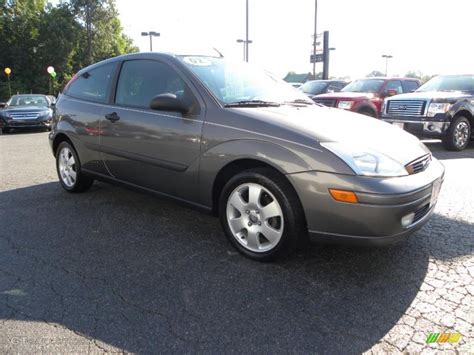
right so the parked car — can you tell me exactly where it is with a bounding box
[313,78,421,118]
[382,74,474,151]
[300,80,348,98]
[47,95,57,106]
[50,52,444,260]
[0,94,54,133]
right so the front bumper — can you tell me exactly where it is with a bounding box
[287,158,445,245]
[382,114,450,138]
[1,118,52,129]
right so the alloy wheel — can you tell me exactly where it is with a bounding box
[454,121,469,148]
[226,183,284,253]
[58,147,77,187]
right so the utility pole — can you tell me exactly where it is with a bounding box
[312,0,318,78]
[382,54,393,76]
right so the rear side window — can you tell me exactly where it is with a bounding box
[115,60,188,109]
[402,80,419,93]
[385,80,403,95]
[66,63,116,103]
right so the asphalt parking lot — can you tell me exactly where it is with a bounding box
[0,130,472,353]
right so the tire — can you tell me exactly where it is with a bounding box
[218,167,307,261]
[443,116,471,151]
[55,141,93,192]
[358,108,376,118]
[2,127,10,134]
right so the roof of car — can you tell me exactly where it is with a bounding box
[360,77,419,81]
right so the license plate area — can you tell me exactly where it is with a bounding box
[430,178,441,206]
[392,122,405,129]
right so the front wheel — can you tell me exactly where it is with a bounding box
[218,168,307,261]
[443,116,471,151]
[55,141,94,192]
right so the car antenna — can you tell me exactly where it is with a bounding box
[213,47,224,58]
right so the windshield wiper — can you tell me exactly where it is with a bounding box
[224,100,281,108]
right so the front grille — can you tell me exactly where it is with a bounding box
[405,154,431,175]
[9,111,41,120]
[413,204,430,223]
[313,98,337,107]
[387,100,427,117]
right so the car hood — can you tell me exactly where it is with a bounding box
[388,91,472,102]
[234,105,429,165]
[313,92,375,100]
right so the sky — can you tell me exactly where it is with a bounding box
[116,0,473,79]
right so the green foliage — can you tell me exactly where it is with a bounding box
[405,71,435,84]
[0,0,138,100]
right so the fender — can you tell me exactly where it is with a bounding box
[199,139,319,207]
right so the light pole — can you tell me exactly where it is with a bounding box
[236,39,253,61]
[141,31,160,51]
[382,54,393,76]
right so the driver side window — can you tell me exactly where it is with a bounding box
[115,60,190,109]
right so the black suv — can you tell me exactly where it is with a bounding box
[382,74,474,151]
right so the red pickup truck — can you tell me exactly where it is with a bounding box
[312,77,421,118]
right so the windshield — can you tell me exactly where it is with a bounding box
[7,95,49,107]
[179,56,313,105]
[299,81,328,94]
[417,75,474,93]
[342,79,385,93]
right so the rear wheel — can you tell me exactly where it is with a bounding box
[2,127,10,134]
[218,168,307,261]
[443,116,471,151]
[55,141,94,192]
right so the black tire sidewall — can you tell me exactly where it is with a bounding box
[218,169,303,261]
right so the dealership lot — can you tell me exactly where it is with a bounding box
[0,131,472,353]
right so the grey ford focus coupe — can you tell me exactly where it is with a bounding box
[49,52,444,260]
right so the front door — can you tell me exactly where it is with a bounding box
[99,59,204,202]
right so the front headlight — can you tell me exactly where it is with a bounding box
[337,101,353,110]
[322,142,408,177]
[427,103,451,117]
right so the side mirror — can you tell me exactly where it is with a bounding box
[150,94,190,114]
[386,89,398,97]
[0,102,6,108]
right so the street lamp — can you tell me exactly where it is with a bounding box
[236,39,253,61]
[141,31,160,51]
[382,54,393,76]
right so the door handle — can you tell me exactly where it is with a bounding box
[105,112,120,123]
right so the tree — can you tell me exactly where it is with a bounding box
[0,0,138,100]
[70,0,138,66]
[366,70,385,77]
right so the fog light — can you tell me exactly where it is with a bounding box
[401,212,415,227]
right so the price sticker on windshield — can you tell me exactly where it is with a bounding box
[182,56,212,66]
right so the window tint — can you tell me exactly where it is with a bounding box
[67,63,115,103]
[115,60,188,109]
[385,80,403,94]
[402,80,419,93]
